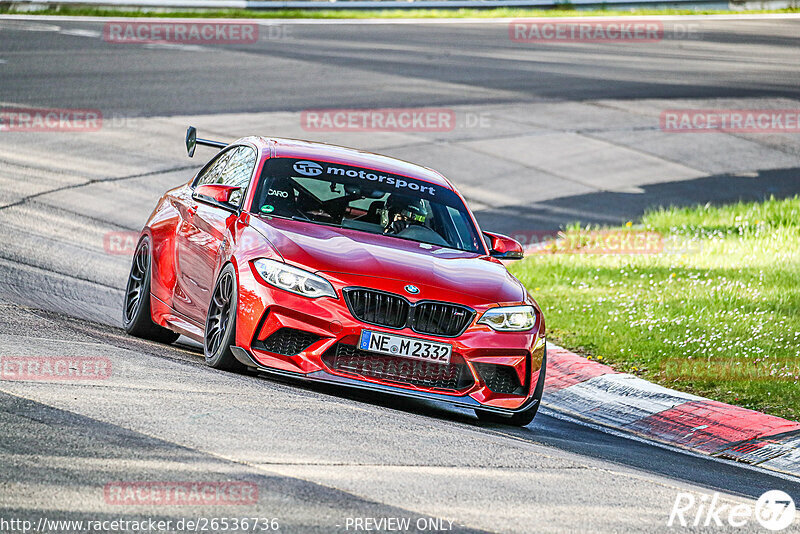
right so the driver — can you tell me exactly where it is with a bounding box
[382,195,427,235]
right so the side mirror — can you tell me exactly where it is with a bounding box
[186,126,197,158]
[194,184,240,206]
[484,232,524,260]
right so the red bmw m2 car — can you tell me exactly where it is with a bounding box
[123,127,546,425]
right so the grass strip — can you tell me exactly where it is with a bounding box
[510,196,800,420]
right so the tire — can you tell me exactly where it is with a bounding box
[475,350,547,427]
[123,237,180,344]
[203,263,245,372]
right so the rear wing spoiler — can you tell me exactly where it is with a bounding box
[185,126,226,158]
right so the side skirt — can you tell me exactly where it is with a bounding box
[150,294,204,342]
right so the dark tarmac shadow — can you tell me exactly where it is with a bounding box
[238,365,800,503]
[474,167,800,233]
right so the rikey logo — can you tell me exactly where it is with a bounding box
[668,489,796,531]
[292,160,323,176]
[404,285,420,295]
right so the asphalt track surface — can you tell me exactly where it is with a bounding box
[2,16,800,114]
[1,15,800,533]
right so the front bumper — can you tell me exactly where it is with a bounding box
[236,264,546,412]
[231,345,546,415]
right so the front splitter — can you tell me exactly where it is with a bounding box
[231,346,540,415]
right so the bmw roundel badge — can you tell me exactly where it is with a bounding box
[404,285,420,295]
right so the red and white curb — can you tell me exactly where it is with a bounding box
[543,343,800,478]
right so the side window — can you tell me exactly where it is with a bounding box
[195,148,234,187]
[194,146,257,206]
[218,146,257,206]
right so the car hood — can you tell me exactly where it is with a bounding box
[250,216,524,304]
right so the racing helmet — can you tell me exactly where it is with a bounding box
[382,195,427,233]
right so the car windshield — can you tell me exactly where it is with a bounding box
[251,158,484,253]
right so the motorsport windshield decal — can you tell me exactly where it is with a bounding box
[290,159,442,198]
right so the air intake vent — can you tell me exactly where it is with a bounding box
[322,343,474,391]
[474,363,524,395]
[253,328,321,356]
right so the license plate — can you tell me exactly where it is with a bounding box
[359,330,452,365]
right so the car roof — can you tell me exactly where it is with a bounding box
[240,136,455,190]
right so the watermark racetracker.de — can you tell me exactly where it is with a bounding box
[510,229,702,255]
[104,481,259,506]
[0,516,280,533]
[661,109,800,133]
[0,107,145,132]
[104,230,141,256]
[103,21,261,45]
[0,108,102,132]
[108,229,700,258]
[300,108,491,132]
[509,19,702,43]
[0,356,111,381]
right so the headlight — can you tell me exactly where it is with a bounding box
[253,259,336,299]
[477,305,537,332]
